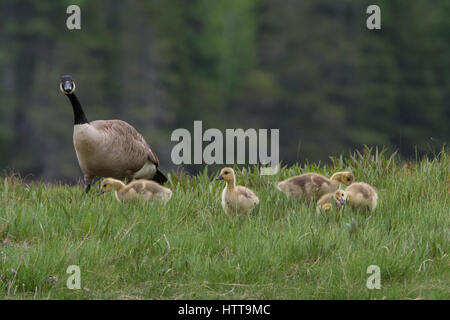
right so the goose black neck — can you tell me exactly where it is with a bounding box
[67,93,88,125]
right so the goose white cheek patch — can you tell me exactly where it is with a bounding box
[171,121,279,175]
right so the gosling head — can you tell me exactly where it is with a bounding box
[330,171,354,186]
[100,178,124,194]
[216,167,236,185]
[334,189,348,206]
[60,75,76,95]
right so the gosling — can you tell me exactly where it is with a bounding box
[277,171,354,202]
[216,167,259,215]
[345,182,378,212]
[316,189,348,213]
[100,178,172,203]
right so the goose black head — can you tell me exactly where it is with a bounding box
[60,75,76,94]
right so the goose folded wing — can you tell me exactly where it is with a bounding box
[93,120,160,166]
[146,144,160,167]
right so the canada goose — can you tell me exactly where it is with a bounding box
[216,167,259,215]
[277,171,354,202]
[60,75,167,193]
[316,189,348,213]
[100,178,172,203]
[345,182,378,212]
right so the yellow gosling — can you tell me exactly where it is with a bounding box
[316,189,348,213]
[100,178,172,203]
[277,171,354,202]
[216,167,259,216]
[345,182,378,212]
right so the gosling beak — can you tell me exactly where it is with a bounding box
[98,189,104,195]
[215,175,223,181]
[339,198,345,205]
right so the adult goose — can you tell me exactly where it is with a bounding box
[60,75,167,193]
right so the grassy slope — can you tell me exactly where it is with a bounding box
[0,148,449,299]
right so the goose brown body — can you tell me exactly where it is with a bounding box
[74,120,160,183]
[277,171,354,202]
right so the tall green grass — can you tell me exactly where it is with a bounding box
[0,147,449,299]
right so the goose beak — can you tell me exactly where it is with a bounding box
[60,81,75,94]
[63,82,72,91]
[215,175,223,181]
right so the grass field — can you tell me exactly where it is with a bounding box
[0,147,449,299]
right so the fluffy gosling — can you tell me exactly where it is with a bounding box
[316,189,348,213]
[345,182,378,212]
[216,167,259,215]
[277,171,354,202]
[100,178,172,203]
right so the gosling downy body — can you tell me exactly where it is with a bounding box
[100,178,172,203]
[316,189,348,213]
[345,182,378,212]
[277,171,354,202]
[216,167,259,215]
[60,75,167,193]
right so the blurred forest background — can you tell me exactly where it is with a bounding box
[0,0,449,183]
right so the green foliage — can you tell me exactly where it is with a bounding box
[354,0,449,154]
[0,0,448,182]
[0,150,448,299]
